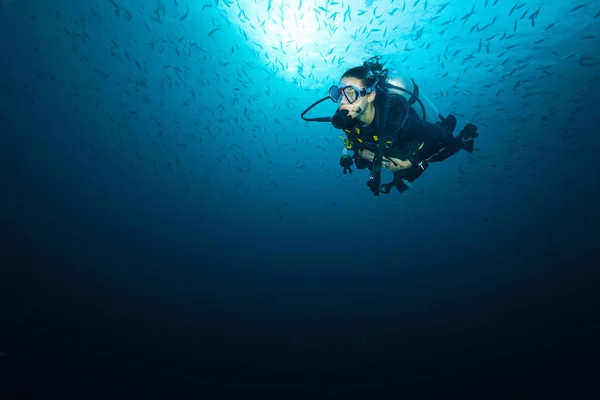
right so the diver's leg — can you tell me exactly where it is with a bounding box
[428,123,479,161]
[408,142,447,166]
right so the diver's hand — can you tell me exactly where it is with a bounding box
[384,157,412,172]
[340,155,353,174]
[358,149,375,162]
[358,150,412,171]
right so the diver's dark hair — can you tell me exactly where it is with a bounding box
[341,56,387,87]
[341,66,375,86]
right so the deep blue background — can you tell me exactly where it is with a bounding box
[1,0,599,398]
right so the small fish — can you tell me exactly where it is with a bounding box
[93,68,111,78]
[579,52,598,67]
[509,2,525,17]
[520,8,528,19]
[415,26,424,40]
[208,27,220,36]
[343,5,351,22]
[179,8,189,20]
[436,2,449,14]
[570,4,587,12]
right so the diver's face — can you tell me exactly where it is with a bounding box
[337,77,376,118]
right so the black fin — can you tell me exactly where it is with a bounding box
[461,138,475,153]
[442,114,457,134]
[458,123,478,153]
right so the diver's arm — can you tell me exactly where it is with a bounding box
[358,149,412,171]
[357,149,376,162]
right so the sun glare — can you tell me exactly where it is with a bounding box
[283,7,319,45]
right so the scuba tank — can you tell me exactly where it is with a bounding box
[382,64,443,125]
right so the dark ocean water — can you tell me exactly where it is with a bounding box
[1,0,599,398]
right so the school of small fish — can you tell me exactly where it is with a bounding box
[4,0,600,218]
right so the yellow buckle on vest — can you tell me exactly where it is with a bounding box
[339,135,353,149]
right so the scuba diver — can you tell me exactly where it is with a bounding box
[301,56,479,196]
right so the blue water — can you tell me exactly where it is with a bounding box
[2,0,599,397]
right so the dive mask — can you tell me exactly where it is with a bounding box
[328,83,377,104]
[300,82,377,125]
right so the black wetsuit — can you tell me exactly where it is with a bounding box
[343,101,453,165]
[343,90,474,192]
